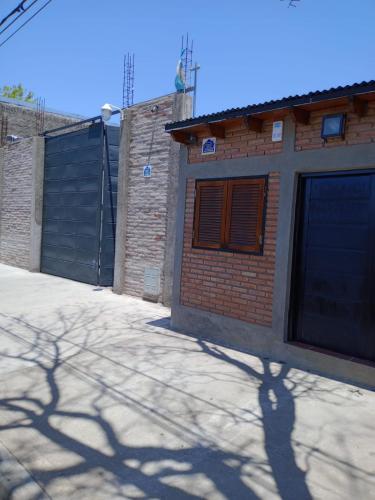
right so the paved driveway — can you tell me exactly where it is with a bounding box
[0,264,374,499]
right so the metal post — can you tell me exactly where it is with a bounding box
[191,62,200,117]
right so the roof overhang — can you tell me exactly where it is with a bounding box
[165,82,375,144]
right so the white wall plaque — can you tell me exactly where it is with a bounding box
[143,165,152,177]
[272,121,283,142]
[201,137,216,155]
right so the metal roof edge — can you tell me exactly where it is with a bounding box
[165,80,375,132]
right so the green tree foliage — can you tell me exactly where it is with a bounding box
[1,84,36,103]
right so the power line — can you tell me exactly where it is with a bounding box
[0,0,41,37]
[0,0,28,28]
[0,0,53,49]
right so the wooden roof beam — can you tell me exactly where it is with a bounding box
[349,95,368,117]
[205,123,226,138]
[243,115,263,133]
[170,130,197,145]
[290,107,310,125]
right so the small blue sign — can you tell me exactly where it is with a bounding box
[143,165,152,177]
[202,137,216,155]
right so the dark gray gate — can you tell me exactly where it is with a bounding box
[41,122,119,286]
[291,170,375,362]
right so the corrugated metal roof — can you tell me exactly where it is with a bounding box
[165,80,375,131]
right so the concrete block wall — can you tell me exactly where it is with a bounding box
[0,138,44,270]
[114,93,191,305]
[0,100,80,138]
[0,139,34,268]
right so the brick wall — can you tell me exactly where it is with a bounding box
[187,101,375,163]
[122,95,179,300]
[180,172,280,326]
[0,139,33,268]
[295,101,375,151]
[175,96,375,331]
[188,119,282,164]
[0,101,80,138]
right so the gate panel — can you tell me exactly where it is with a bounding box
[291,171,375,362]
[41,123,108,285]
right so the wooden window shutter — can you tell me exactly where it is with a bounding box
[225,178,266,253]
[193,180,226,249]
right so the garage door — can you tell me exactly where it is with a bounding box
[41,122,118,286]
[291,171,375,362]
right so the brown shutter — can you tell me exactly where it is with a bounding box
[225,178,266,253]
[193,180,226,249]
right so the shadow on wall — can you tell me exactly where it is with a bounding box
[0,307,372,498]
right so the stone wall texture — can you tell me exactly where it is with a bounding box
[121,94,181,301]
[0,139,34,268]
[180,173,280,327]
[0,100,80,138]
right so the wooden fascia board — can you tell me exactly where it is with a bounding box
[170,130,197,145]
[205,123,226,138]
[243,115,263,133]
[290,106,310,125]
[349,95,368,117]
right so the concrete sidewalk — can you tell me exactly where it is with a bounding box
[0,264,374,499]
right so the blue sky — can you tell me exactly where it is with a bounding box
[1,0,374,118]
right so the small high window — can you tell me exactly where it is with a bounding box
[193,177,267,254]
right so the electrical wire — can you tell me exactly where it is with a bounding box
[0,0,27,28]
[0,0,41,37]
[0,0,53,49]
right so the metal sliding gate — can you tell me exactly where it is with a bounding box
[41,122,119,286]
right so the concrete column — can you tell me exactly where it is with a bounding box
[162,93,192,305]
[113,109,131,294]
[30,136,45,272]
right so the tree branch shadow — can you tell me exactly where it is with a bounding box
[0,308,373,499]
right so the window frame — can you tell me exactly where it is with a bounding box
[192,175,268,255]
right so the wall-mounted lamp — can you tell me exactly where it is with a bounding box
[321,113,346,140]
[101,103,125,121]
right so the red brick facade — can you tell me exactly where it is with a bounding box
[295,101,375,151]
[188,119,282,164]
[180,173,280,327]
[187,101,375,164]
[179,98,375,328]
